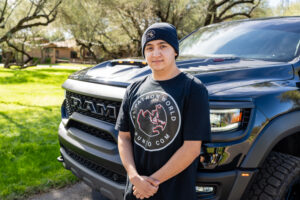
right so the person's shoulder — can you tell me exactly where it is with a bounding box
[183,72,207,91]
[126,75,149,93]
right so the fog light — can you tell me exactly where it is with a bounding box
[195,186,215,193]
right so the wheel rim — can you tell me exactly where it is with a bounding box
[286,177,300,200]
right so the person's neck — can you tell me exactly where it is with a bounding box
[152,66,181,81]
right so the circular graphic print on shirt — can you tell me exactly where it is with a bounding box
[130,91,181,151]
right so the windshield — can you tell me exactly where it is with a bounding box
[179,20,300,62]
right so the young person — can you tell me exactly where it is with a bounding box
[116,22,211,200]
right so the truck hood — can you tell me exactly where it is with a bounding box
[69,58,294,95]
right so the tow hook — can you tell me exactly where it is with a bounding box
[57,156,64,162]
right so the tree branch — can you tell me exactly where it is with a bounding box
[220,0,260,21]
[1,0,22,29]
[27,1,35,17]
[121,23,136,41]
[6,40,33,68]
[248,0,261,16]
[127,10,143,38]
[0,0,8,26]
[75,39,99,62]
[219,0,255,19]
[102,32,115,43]
[215,0,230,7]
[155,0,164,21]
[220,12,251,21]
[165,0,172,22]
[97,40,112,55]
[48,0,62,16]
[0,4,60,44]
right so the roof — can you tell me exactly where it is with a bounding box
[43,39,77,48]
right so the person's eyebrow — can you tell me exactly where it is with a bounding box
[146,41,167,46]
[159,41,167,44]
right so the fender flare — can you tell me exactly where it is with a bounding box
[241,110,300,168]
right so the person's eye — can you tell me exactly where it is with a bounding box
[160,45,167,49]
[146,47,153,51]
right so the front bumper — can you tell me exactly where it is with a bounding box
[196,170,257,200]
[58,118,257,200]
[60,147,125,200]
[60,143,256,200]
[58,119,126,200]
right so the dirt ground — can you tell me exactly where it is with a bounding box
[27,182,93,200]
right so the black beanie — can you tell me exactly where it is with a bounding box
[141,22,179,59]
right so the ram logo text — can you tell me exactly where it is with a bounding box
[69,96,117,119]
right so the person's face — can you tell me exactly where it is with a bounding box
[144,40,177,73]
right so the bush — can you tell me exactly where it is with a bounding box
[32,57,40,65]
[44,57,51,64]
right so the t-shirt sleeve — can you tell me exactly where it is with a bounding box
[183,79,211,142]
[115,87,131,132]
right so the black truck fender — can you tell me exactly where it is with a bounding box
[241,110,300,168]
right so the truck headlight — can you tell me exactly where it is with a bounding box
[210,109,242,132]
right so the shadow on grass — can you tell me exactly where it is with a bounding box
[0,69,77,85]
[0,101,55,111]
[0,112,26,130]
[0,107,77,200]
[37,68,84,73]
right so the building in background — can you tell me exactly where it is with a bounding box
[36,39,96,64]
[1,38,96,65]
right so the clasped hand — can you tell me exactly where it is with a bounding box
[130,175,160,199]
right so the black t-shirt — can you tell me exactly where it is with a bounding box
[115,72,211,200]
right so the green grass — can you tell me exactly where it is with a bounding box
[47,63,94,67]
[0,68,80,199]
[3,63,94,70]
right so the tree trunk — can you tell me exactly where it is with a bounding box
[4,53,13,69]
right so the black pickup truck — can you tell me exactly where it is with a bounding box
[58,17,300,200]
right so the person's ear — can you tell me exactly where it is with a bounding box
[175,52,178,57]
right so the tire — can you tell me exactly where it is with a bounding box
[245,151,300,200]
[91,189,110,200]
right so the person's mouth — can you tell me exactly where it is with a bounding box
[152,60,163,63]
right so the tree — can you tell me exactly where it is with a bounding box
[58,0,265,62]
[203,0,261,26]
[58,0,118,62]
[249,0,271,18]
[0,0,62,68]
[276,0,300,16]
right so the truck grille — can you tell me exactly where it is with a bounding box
[68,120,116,144]
[63,145,126,184]
[65,91,121,124]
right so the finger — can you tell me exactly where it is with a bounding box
[200,155,205,162]
[138,191,148,199]
[150,186,160,196]
[136,193,140,199]
[148,190,157,197]
[146,177,160,187]
[138,193,145,200]
[146,186,158,196]
[135,191,144,199]
[133,189,137,196]
[146,190,156,197]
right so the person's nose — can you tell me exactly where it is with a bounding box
[152,47,162,57]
